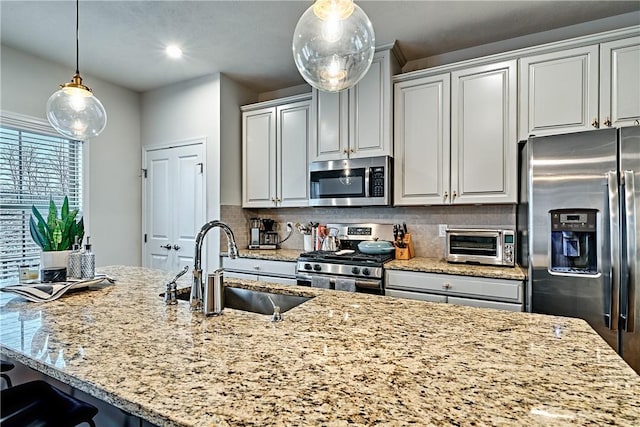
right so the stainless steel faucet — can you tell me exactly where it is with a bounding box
[190,220,239,312]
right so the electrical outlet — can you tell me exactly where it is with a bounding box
[438,224,447,237]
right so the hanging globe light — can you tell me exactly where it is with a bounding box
[46,0,107,140]
[292,0,375,92]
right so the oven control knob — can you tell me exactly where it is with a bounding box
[351,267,360,275]
[362,268,370,276]
[313,264,322,271]
[304,263,312,270]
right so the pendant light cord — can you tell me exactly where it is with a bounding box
[75,0,80,75]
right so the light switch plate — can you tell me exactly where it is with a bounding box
[438,224,447,237]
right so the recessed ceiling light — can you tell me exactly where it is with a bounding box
[165,45,183,59]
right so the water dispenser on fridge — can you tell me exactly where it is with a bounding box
[549,209,597,275]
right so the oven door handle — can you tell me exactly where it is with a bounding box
[296,272,381,289]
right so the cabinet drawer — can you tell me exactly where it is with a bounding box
[385,270,522,303]
[224,271,259,281]
[222,257,297,278]
[385,289,447,303]
[447,296,523,312]
[258,276,298,286]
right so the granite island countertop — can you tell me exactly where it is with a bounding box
[1,265,638,426]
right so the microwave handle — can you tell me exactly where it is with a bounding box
[364,166,371,198]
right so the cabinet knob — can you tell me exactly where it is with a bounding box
[350,148,356,153]
[443,191,448,200]
[452,190,458,199]
[343,149,349,154]
[604,117,612,128]
[442,282,451,289]
[161,244,172,250]
[591,118,599,128]
[253,265,260,270]
[173,244,181,251]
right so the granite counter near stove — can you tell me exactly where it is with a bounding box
[229,248,301,262]
[1,266,638,426]
[232,250,527,281]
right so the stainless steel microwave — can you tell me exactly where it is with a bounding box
[445,228,515,266]
[309,156,391,207]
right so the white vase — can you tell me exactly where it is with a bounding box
[40,250,72,270]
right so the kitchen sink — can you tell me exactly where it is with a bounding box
[161,286,312,315]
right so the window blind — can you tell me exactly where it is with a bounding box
[0,112,83,282]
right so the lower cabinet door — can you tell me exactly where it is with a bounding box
[447,296,523,312]
[385,288,447,303]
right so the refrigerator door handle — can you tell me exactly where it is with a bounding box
[623,170,637,332]
[607,171,620,331]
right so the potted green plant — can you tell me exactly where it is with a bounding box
[29,196,84,270]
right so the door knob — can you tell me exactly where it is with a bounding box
[173,244,181,250]
[161,244,172,250]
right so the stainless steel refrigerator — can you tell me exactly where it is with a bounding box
[518,127,639,374]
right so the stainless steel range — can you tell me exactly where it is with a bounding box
[296,223,395,294]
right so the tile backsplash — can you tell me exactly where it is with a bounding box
[221,204,515,258]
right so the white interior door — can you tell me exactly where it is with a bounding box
[144,143,204,274]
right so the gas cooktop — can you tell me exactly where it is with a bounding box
[298,250,394,265]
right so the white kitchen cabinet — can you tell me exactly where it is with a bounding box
[451,60,517,204]
[394,74,451,205]
[600,37,640,128]
[242,94,311,208]
[311,48,400,161]
[520,37,640,139]
[394,60,517,205]
[385,269,523,311]
[519,45,600,140]
[221,257,297,285]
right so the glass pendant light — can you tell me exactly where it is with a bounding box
[47,0,107,140]
[292,0,375,92]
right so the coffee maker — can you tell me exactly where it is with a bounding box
[249,218,262,249]
[248,217,280,250]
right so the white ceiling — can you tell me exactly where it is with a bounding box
[1,1,639,93]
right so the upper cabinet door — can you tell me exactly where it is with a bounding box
[600,37,640,128]
[311,48,397,162]
[451,60,517,205]
[312,90,349,161]
[350,51,393,159]
[242,107,277,208]
[277,100,310,207]
[519,45,599,140]
[394,73,451,205]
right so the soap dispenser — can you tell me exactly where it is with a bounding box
[80,236,95,279]
[68,236,83,279]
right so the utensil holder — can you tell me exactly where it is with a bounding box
[303,234,314,252]
[395,233,415,260]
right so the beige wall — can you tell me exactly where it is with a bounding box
[0,45,142,267]
[141,73,256,269]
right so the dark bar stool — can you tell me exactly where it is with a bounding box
[1,380,99,427]
[1,360,15,388]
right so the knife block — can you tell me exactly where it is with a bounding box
[395,233,415,260]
